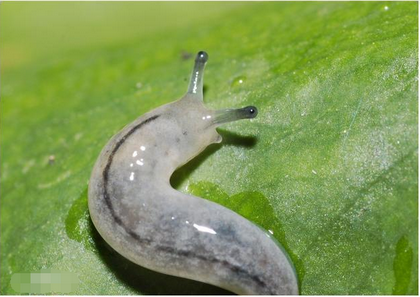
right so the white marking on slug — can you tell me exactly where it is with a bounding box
[140,146,146,151]
[136,160,144,166]
[268,230,274,235]
[132,151,138,157]
[193,71,199,94]
[129,172,135,181]
[193,223,217,235]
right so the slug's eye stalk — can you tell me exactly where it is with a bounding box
[213,106,258,125]
[187,51,208,98]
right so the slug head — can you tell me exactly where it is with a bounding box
[175,51,258,156]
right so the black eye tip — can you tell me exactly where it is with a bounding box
[196,51,208,63]
[245,106,258,118]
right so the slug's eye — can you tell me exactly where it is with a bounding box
[245,106,258,118]
[196,51,208,63]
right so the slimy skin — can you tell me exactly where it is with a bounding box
[88,51,298,295]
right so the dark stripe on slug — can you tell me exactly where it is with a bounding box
[155,245,269,292]
[102,114,160,244]
[100,114,270,292]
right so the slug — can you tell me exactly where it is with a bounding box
[88,51,298,295]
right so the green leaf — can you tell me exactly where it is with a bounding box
[1,2,417,295]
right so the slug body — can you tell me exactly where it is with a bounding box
[89,52,298,295]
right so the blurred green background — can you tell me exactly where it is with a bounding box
[0,2,418,295]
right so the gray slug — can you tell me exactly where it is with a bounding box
[88,51,298,295]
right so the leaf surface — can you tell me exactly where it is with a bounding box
[0,2,417,294]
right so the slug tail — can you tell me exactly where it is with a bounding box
[186,51,208,98]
